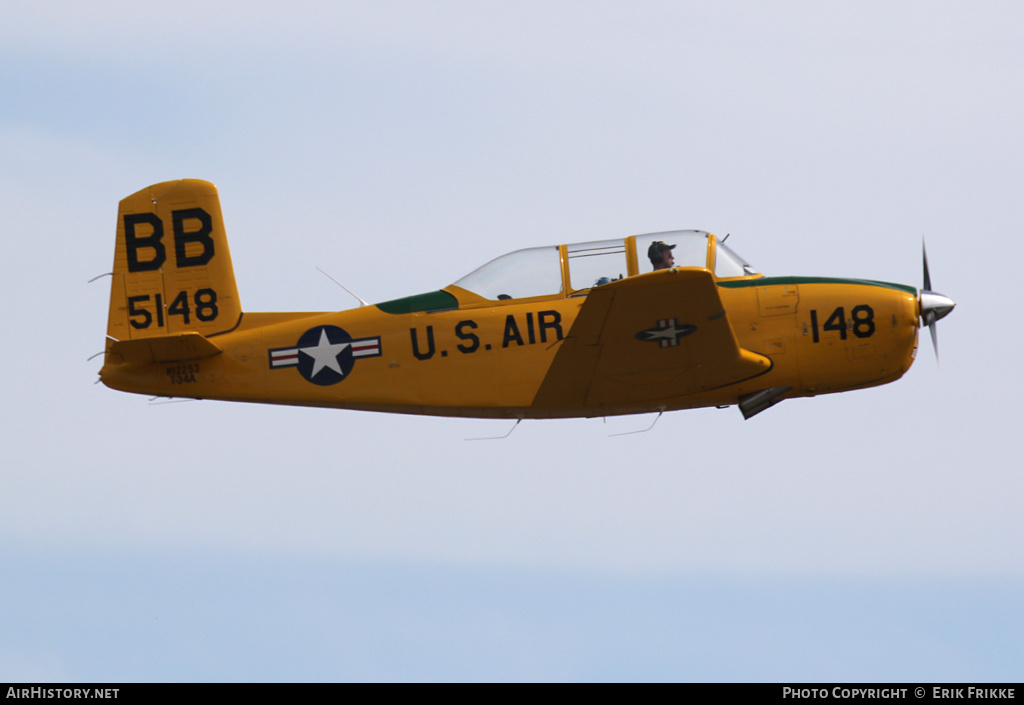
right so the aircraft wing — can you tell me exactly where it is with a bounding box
[532,268,771,411]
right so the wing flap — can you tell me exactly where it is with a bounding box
[533,268,770,410]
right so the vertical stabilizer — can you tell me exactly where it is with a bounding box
[106,179,242,341]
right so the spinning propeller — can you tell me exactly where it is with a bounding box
[919,241,956,363]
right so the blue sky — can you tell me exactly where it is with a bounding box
[1,0,1022,681]
[6,549,1021,682]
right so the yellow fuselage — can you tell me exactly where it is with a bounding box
[101,276,920,418]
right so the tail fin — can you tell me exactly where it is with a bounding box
[106,180,242,342]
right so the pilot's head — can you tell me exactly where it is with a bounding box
[648,241,676,270]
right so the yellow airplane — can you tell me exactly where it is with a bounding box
[98,179,955,420]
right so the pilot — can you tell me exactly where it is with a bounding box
[648,241,676,270]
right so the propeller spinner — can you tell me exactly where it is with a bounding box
[920,241,956,362]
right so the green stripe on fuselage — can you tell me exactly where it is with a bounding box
[375,290,459,314]
[717,276,916,295]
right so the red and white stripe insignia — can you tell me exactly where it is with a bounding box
[270,348,300,367]
[351,339,381,358]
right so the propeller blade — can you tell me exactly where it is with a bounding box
[922,240,932,292]
[919,239,954,364]
[928,316,939,365]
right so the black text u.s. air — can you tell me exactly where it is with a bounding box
[99,180,955,420]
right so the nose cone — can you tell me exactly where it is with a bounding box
[920,290,956,323]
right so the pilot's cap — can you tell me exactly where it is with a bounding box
[648,240,676,264]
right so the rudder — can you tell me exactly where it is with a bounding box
[106,179,242,342]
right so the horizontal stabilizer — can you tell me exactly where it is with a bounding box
[107,332,222,364]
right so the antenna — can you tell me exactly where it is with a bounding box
[609,408,665,436]
[466,417,522,441]
[316,267,369,307]
[147,397,199,406]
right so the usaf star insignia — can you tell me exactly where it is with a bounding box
[268,325,381,385]
[635,318,696,348]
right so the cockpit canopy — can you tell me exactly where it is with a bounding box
[452,230,759,302]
